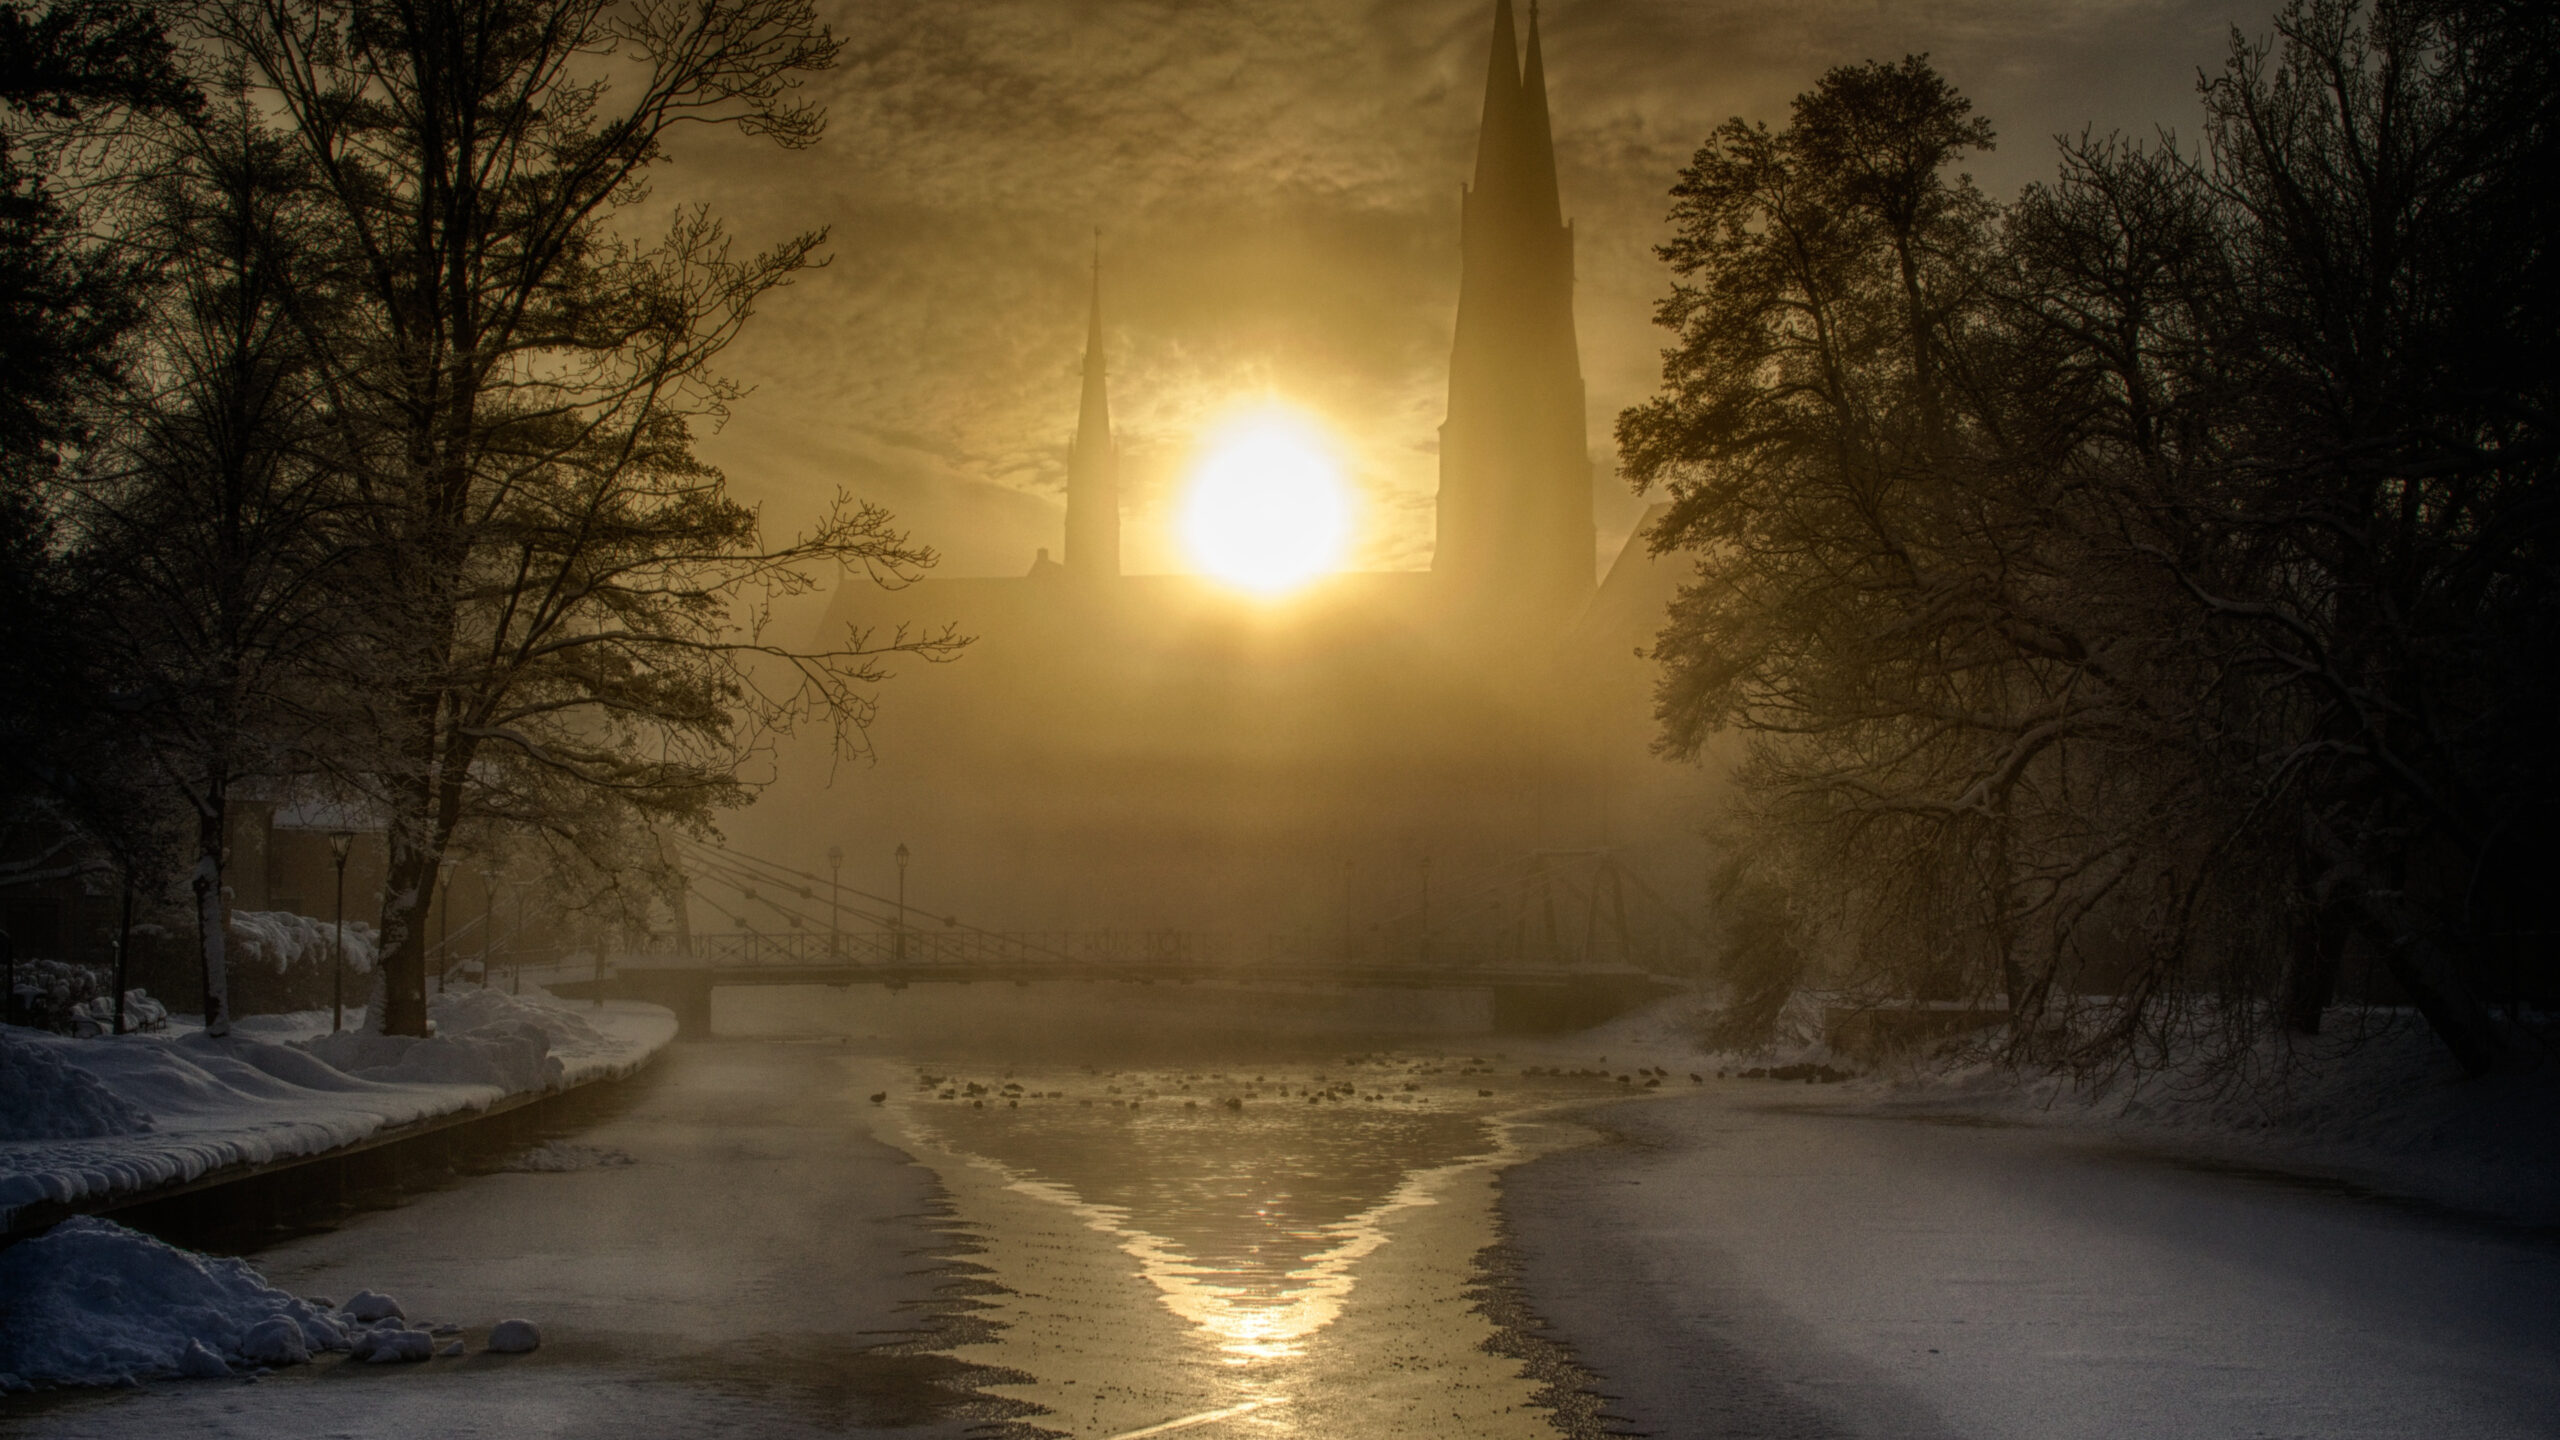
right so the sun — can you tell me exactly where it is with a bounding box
[1179,408,1352,595]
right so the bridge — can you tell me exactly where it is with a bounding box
[545,840,1698,1036]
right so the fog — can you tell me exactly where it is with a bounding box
[714,0,2267,944]
[10,1,2554,1434]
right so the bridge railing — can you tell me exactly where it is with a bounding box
[681,928,1699,976]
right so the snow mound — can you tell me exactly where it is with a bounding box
[0,1029,154,1141]
[228,910,378,977]
[0,1217,345,1386]
[290,988,644,1094]
[436,988,614,1058]
[350,1326,432,1363]
[239,1315,309,1365]
[341,1290,403,1323]
[299,1021,559,1093]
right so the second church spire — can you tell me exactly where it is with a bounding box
[1065,240,1119,580]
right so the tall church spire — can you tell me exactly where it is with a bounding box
[1517,4,1564,231]
[1470,0,1523,197]
[1064,238,1120,579]
[1434,0,1594,620]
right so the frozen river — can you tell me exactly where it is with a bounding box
[7,990,2557,1440]
[1,1010,1627,1439]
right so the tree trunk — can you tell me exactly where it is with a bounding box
[2280,903,2347,1036]
[2349,886,2521,1078]
[374,817,437,1036]
[191,794,231,1038]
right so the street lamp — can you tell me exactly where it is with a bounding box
[329,831,354,1033]
[479,866,497,989]
[1417,853,1432,965]
[1341,858,1355,962]
[826,844,844,960]
[113,865,134,1036]
[434,858,454,995]
[893,843,911,965]
[510,878,535,995]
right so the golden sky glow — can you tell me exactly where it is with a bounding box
[660,0,2273,580]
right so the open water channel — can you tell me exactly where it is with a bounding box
[3,983,1667,1440]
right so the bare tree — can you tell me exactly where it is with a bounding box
[193,0,962,1035]
[67,94,354,1034]
[1624,3,2557,1078]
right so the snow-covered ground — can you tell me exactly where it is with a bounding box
[1,1043,979,1433]
[1520,991,2560,1229]
[1490,993,2560,1439]
[1502,1084,2560,1440]
[1,989,676,1238]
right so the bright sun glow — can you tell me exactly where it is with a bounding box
[1179,409,1351,594]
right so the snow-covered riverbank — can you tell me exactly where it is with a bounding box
[1,990,676,1236]
[1499,1083,2560,1440]
[1519,994,2560,1229]
[1493,997,2560,1439]
[1,1042,982,1432]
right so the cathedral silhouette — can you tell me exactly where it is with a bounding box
[784,0,1708,946]
[1049,0,1598,623]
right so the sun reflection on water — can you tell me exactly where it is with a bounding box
[989,1153,1489,1362]
[888,1053,1601,1437]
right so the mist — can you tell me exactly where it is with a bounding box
[5,0,2555,1435]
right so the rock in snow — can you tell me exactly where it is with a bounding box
[350,1327,433,1364]
[486,1319,541,1353]
[340,1290,404,1324]
[0,1218,344,1386]
[237,1317,310,1367]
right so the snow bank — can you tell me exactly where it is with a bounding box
[1848,1015,2560,1226]
[228,910,378,976]
[0,1033,154,1142]
[299,1017,558,1093]
[432,988,673,1086]
[0,990,674,1232]
[1529,992,2560,1229]
[0,1217,346,1387]
[295,989,674,1092]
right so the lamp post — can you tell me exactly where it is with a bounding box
[893,843,911,965]
[826,844,844,960]
[479,866,496,990]
[434,859,454,995]
[1417,853,1432,965]
[328,831,354,1033]
[113,866,134,1035]
[510,879,534,995]
[1341,859,1355,961]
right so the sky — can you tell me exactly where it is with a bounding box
[656,0,2278,582]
